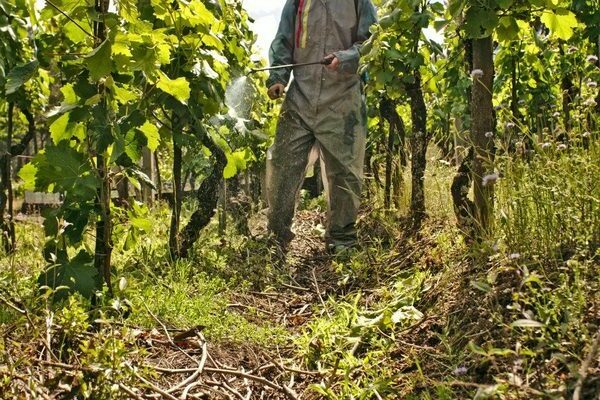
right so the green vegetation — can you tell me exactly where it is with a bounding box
[1,0,599,398]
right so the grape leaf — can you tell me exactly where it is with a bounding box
[85,39,112,80]
[156,71,190,104]
[541,9,578,40]
[38,250,99,301]
[137,121,160,151]
[49,113,71,144]
[5,60,39,94]
[18,163,37,191]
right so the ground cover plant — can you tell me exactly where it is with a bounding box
[0,0,599,398]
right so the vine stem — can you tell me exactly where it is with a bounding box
[572,329,600,400]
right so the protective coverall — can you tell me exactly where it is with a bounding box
[266,0,377,248]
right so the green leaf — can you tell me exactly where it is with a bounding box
[137,121,160,151]
[449,0,466,19]
[49,113,71,144]
[19,163,37,191]
[223,155,238,179]
[85,39,112,80]
[496,0,514,9]
[464,7,498,38]
[540,9,578,40]
[38,251,99,301]
[112,84,137,104]
[496,16,520,42]
[131,217,152,232]
[511,319,544,328]
[35,144,100,200]
[5,60,39,94]
[471,280,492,292]
[156,71,190,104]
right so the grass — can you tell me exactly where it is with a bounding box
[1,128,599,398]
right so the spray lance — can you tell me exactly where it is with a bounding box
[249,56,334,74]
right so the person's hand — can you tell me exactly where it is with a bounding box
[268,83,285,100]
[325,54,340,71]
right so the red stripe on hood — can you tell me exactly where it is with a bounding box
[296,0,305,48]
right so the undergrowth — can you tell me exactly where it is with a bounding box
[1,136,599,399]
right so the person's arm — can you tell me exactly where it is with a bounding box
[332,0,377,74]
[266,0,296,88]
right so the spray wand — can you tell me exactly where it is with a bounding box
[249,57,333,74]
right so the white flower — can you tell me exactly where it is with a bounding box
[587,81,597,88]
[557,143,568,151]
[506,122,516,129]
[567,46,578,54]
[582,131,592,138]
[553,112,561,118]
[482,173,499,187]
[518,99,526,105]
[454,366,468,376]
[509,253,521,260]
[471,69,484,79]
[485,131,494,139]
[541,142,552,149]
[587,55,599,64]
[584,98,597,107]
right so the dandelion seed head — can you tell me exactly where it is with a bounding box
[482,173,500,187]
[471,69,484,79]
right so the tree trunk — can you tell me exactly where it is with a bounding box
[175,122,227,259]
[169,124,183,258]
[471,36,496,236]
[382,100,394,210]
[1,102,16,253]
[93,0,113,292]
[406,71,430,230]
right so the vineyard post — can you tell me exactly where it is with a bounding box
[471,36,495,235]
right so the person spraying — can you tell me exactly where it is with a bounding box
[266,0,377,253]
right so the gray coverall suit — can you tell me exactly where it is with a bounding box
[266,0,377,248]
